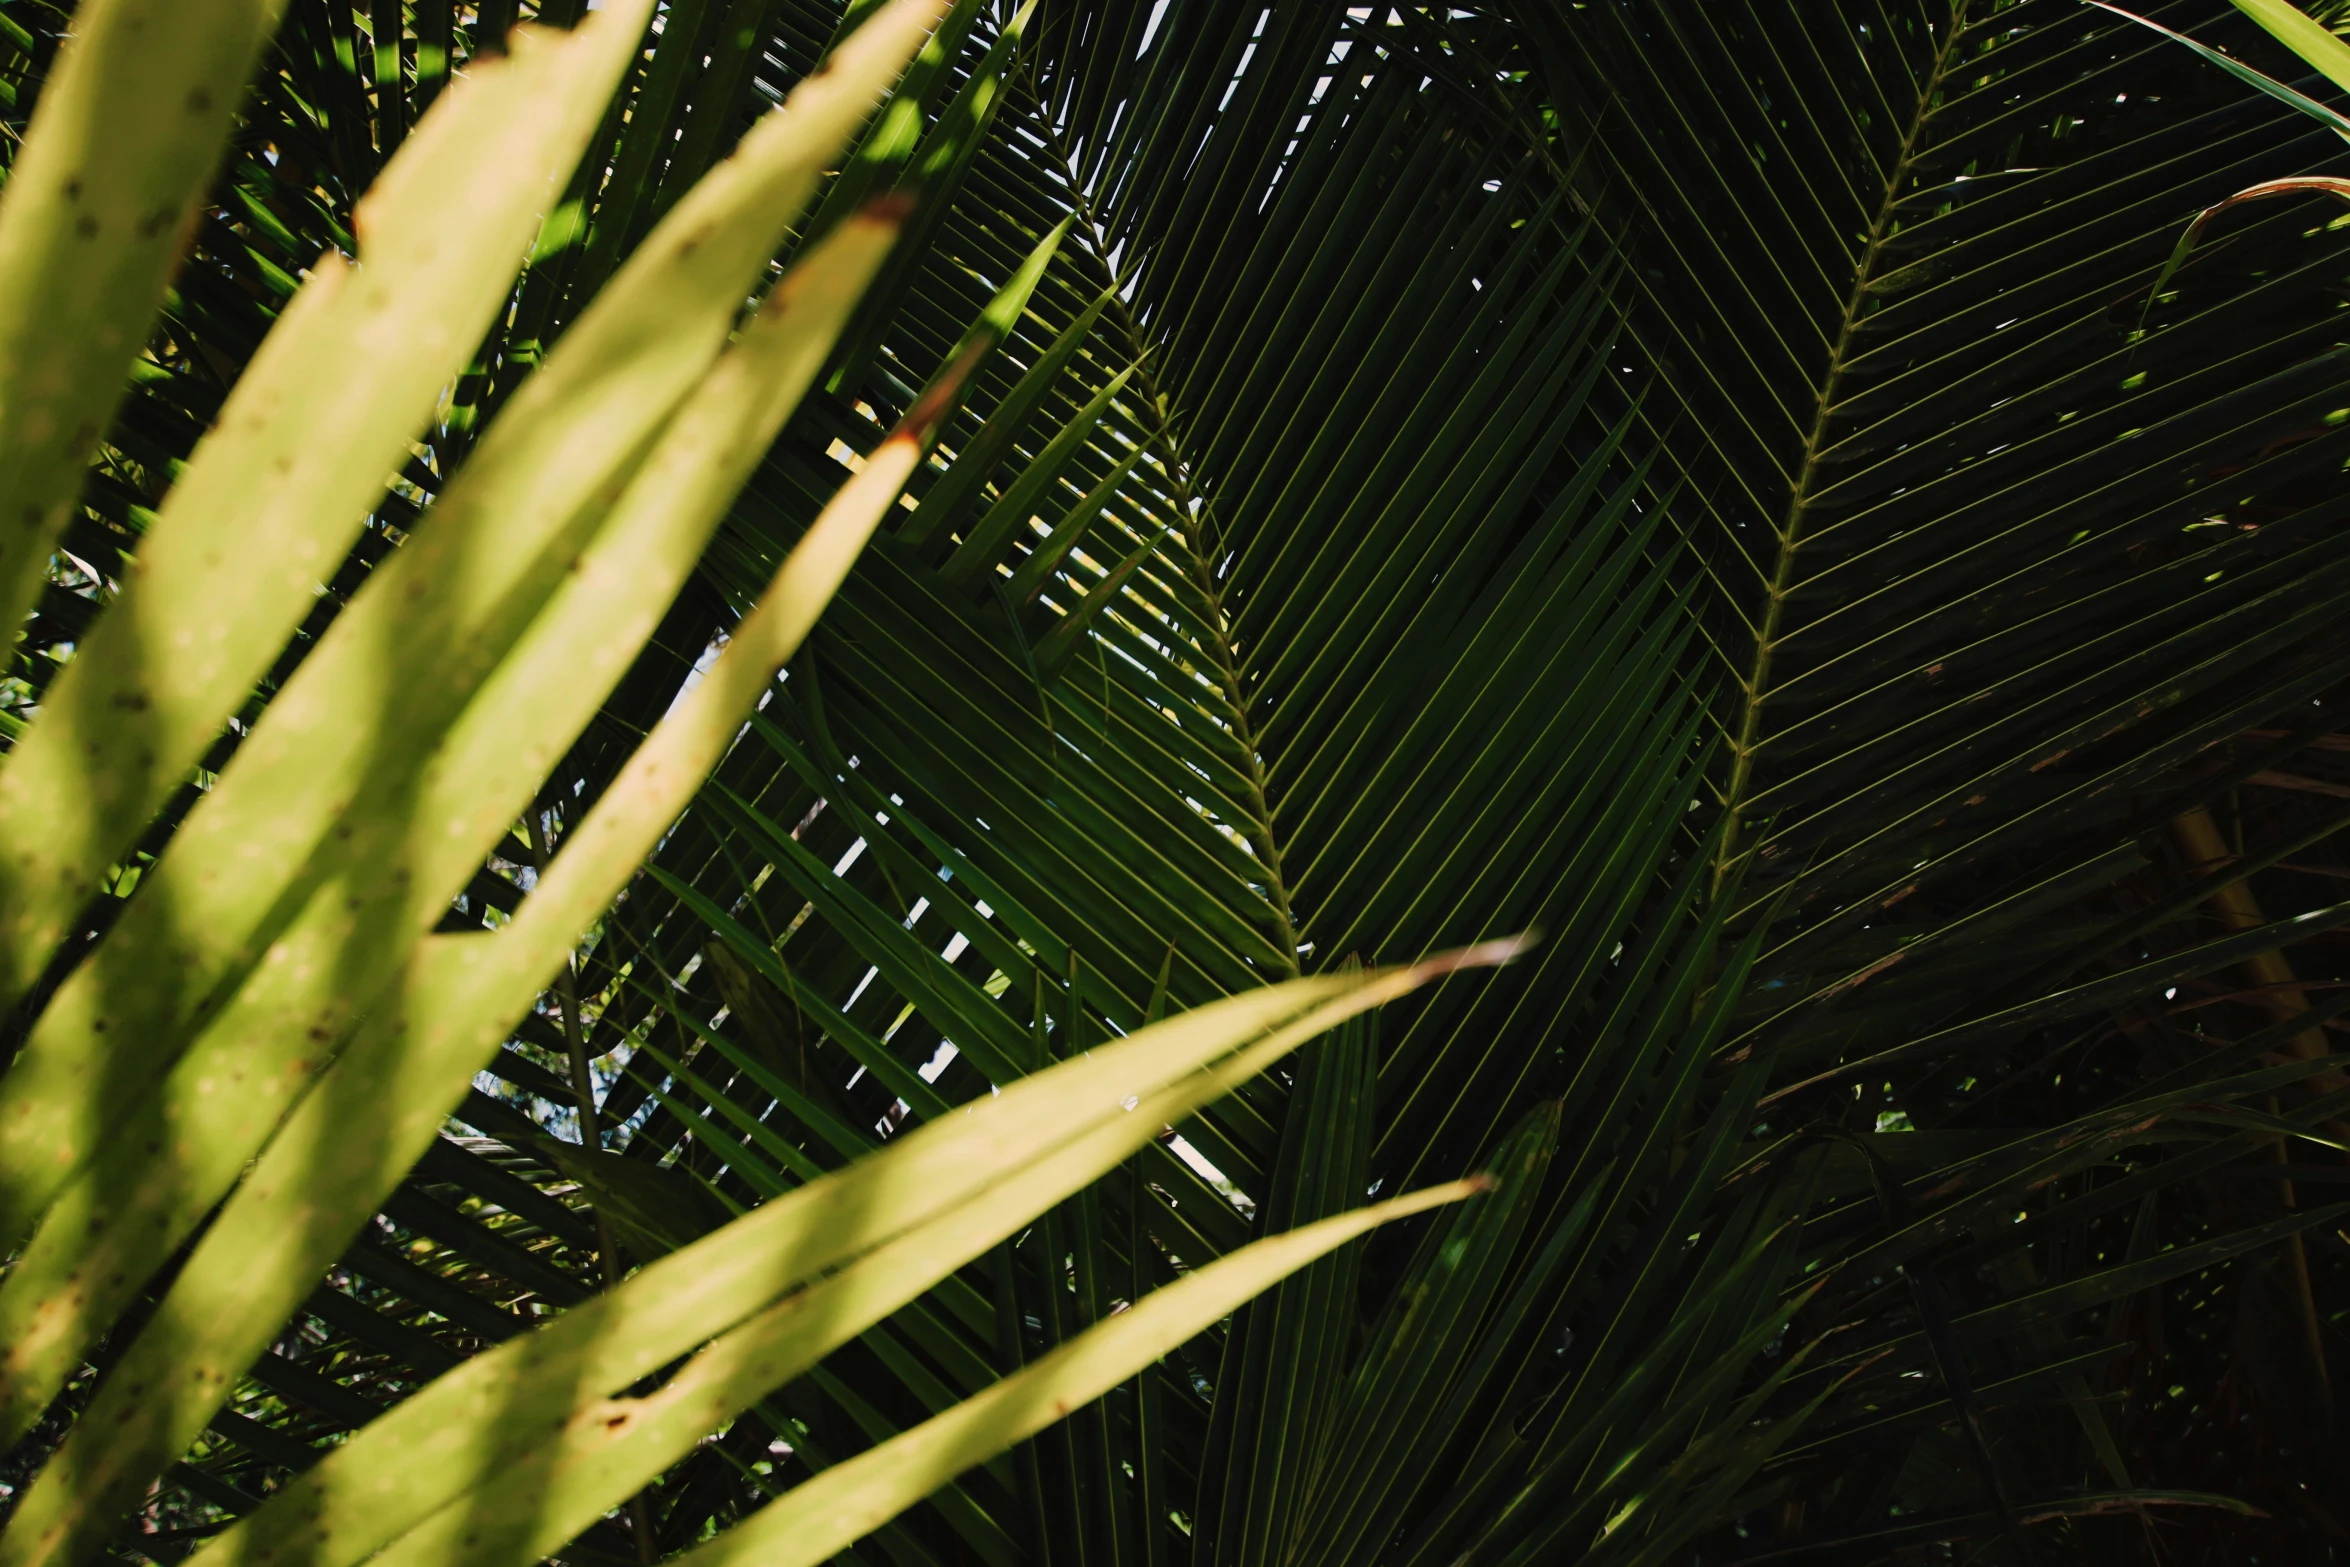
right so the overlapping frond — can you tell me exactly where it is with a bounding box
[1499,0,2350,1549]
[10,0,2347,1561]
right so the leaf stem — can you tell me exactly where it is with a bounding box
[1022,75,1303,977]
[1714,6,1970,897]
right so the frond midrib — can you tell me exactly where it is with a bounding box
[1025,78,1304,978]
[1714,0,1971,898]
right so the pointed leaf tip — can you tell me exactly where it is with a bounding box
[1417,933,1540,980]
[899,333,993,445]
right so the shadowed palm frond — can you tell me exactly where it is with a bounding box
[4,1,2349,1564]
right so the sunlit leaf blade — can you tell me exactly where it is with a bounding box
[0,0,954,1425]
[2230,0,2350,97]
[0,0,657,1019]
[2090,0,2350,144]
[10,0,2350,1557]
[0,194,911,1564]
[669,1182,1487,1567]
[0,0,285,666]
[187,949,1515,1567]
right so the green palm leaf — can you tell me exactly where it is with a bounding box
[7,0,2349,1561]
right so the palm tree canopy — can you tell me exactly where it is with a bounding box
[1,1,2348,1564]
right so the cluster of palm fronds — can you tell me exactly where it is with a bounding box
[3,0,2350,1563]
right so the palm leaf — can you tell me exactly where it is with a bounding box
[9,0,2348,1561]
